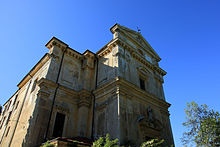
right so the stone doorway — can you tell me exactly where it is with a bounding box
[53,112,66,137]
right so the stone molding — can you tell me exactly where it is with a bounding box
[37,78,92,108]
[46,37,96,62]
[97,38,166,76]
[94,77,170,111]
[78,90,93,108]
[110,24,161,62]
[17,53,51,88]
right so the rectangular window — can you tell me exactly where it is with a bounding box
[13,95,18,106]
[52,112,65,137]
[31,79,38,93]
[14,101,19,110]
[2,105,6,115]
[7,101,12,111]
[139,78,145,90]
[6,111,12,125]
[5,126,10,136]
[0,117,6,129]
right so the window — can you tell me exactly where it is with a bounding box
[2,106,6,115]
[5,126,10,137]
[139,78,145,90]
[14,101,19,110]
[53,112,65,137]
[13,95,18,106]
[6,111,12,125]
[7,101,12,111]
[31,79,38,93]
[0,117,6,129]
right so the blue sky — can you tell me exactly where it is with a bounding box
[0,0,220,146]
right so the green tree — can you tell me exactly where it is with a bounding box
[141,139,164,147]
[93,134,119,147]
[182,101,220,146]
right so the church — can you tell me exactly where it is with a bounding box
[0,24,174,147]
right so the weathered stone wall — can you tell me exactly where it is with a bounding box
[0,24,174,147]
[0,55,51,147]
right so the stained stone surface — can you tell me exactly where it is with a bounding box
[0,24,174,147]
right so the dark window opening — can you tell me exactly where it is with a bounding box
[7,101,12,111]
[14,101,19,110]
[5,126,10,136]
[0,117,6,129]
[31,79,38,93]
[140,78,145,90]
[6,111,12,125]
[13,95,18,106]
[52,112,65,137]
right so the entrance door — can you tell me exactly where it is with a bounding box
[52,112,65,137]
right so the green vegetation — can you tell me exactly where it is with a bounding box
[182,101,220,146]
[93,134,165,147]
[40,141,55,147]
[93,134,119,147]
[141,139,164,147]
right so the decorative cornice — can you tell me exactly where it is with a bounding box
[17,53,51,88]
[45,37,68,51]
[78,90,92,107]
[83,50,96,59]
[94,77,171,111]
[46,37,95,61]
[110,24,161,62]
[66,48,83,60]
[97,38,166,76]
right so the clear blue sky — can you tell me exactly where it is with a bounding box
[0,0,219,146]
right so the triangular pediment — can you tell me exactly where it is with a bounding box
[110,24,161,61]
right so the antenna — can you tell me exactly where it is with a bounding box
[137,26,141,33]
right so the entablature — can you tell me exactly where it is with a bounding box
[94,77,171,111]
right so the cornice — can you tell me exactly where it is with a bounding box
[94,77,171,110]
[110,24,161,62]
[78,89,93,107]
[45,37,68,51]
[46,37,95,61]
[118,80,170,110]
[83,50,96,59]
[97,38,166,76]
[3,90,19,106]
[97,39,118,57]
[66,48,83,60]
[38,78,58,89]
[17,53,51,88]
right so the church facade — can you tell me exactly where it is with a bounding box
[0,24,174,147]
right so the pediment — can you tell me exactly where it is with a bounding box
[110,24,161,61]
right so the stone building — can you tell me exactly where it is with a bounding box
[0,24,174,147]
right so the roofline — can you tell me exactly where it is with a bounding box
[96,39,116,55]
[82,49,95,55]
[17,53,50,88]
[3,89,19,106]
[45,36,68,48]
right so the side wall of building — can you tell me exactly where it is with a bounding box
[0,54,51,147]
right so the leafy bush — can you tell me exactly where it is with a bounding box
[40,141,55,147]
[93,134,119,147]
